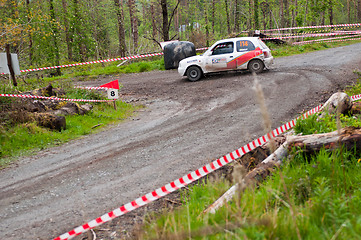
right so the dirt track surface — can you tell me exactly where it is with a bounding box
[1,43,361,240]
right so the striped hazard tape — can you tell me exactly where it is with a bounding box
[293,36,361,45]
[265,26,361,36]
[262,31,361,41]
[0,48,209,75]
[262,23,361,32]
[0,93,114,102]
[74,86,109,90]
[53,102,329,240]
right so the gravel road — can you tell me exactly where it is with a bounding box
[1,43,361,240]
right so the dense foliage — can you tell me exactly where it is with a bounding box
[1,0,361,72]
[139,82,361,240]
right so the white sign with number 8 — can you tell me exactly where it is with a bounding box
[107,89,119,99]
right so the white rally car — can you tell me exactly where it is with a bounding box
[178,37,274,81]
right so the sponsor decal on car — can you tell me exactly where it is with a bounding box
[187,59,198,63]
[212,58,227,64]
[227,47,263,68]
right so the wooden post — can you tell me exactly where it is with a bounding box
[113,100,117,110]
[5,44,17,87]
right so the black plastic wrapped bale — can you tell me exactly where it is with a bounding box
[163,41,196,70]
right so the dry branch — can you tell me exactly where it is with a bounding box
[204,127,361,214]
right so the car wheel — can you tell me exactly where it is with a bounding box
[248,59,265,74]
[186,66,202,81]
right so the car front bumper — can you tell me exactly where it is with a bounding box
[178,63,187,76]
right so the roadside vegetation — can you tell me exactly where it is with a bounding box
[0,40,359,167]
[0,79,139,167]
[135,77,361,240]
[267,39,361,57]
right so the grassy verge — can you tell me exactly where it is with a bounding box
[136,81,361,239]
[1,39,360,166]
[23,57,165,83]
[140,149,361,240]
[268,39,361,57]
[14,38,361,84]
[0,85,139,167]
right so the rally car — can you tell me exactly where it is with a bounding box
[178,37,274,81]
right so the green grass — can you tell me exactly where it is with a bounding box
[294,112,361,135]
[268,39,361,58]
[137,78,361,239]
[23,57,165,84]
[15,38,361,85]
[140,148,361,240]
[0,95,138,167]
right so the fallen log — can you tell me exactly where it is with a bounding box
[319,92,352,118]
[204,127,361,214]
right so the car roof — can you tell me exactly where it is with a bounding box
[214,37,260,42]
[213,37,260,45]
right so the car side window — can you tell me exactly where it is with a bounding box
[236,40,255,52]
[212,42,234,55]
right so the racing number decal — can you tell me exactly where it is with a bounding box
[238,41,248,47]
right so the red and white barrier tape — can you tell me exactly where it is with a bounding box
[293,36,361,45]
[0,94,114,102]
[262,31,361,40]
[351,94,361,101]
[292,35,360,45]
[265,26,361,36]
[262,23,361,32]
[0,47,209,75]
[74,86,109,90]
[54,101,333,240]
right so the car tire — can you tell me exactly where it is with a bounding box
[248,59,265,74]
[186,66,202,81]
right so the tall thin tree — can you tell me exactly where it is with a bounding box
[358,0,361,22]
[26,0,33,64]
[49,0,61,75]
[61,0,73,61]
[114,0,126,56]
[128,0,139,52]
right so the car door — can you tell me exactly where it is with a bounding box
[234,39,263,69]
[205,41,236,72]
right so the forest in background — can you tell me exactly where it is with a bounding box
[1,0,361,72]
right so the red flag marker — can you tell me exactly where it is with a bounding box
[99,80,119,89]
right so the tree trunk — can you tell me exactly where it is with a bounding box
[161,0,169,41]
[150,4,157,39]
[205,1,209,47]
[72,0,86,62]
[212,0,216,33]
[358,0,361,22]
[329,0,334,25]
[254,0,259,29]
[204,126,361,214]
[128,0,138,52]
[260,2,268,30]
[26,0,33,65]
[61,0,73,61]
[49,0,61,76]
[224,0,231,34]
[347,0,351,23]
[279,0,284,27]
[234,0,240,32]
[283,0,289,27]
[114,0,126,57]
[5,44,17,87]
